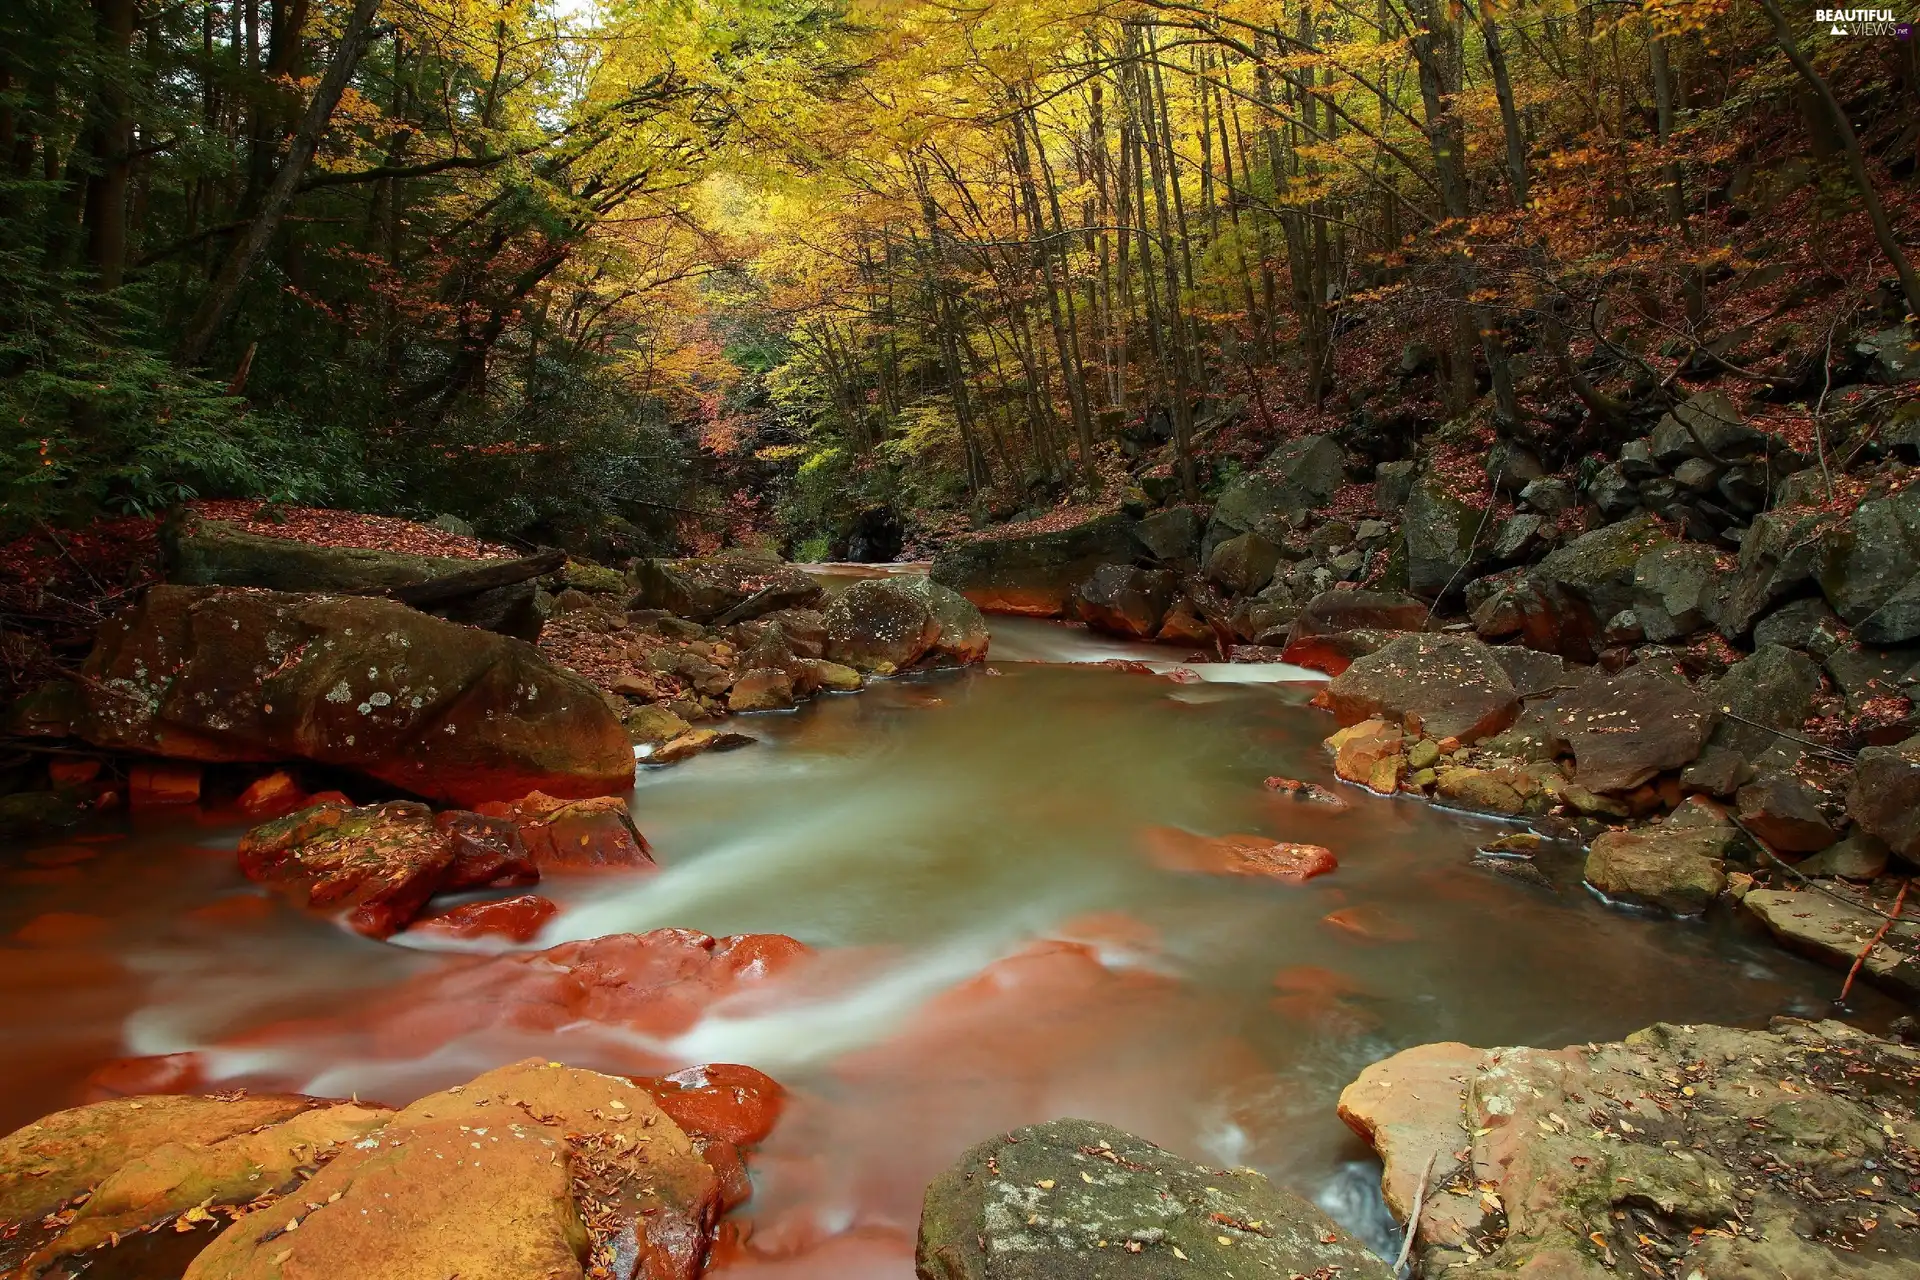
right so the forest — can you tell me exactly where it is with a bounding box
[2,0,1913,558]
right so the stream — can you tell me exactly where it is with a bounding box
[0,568,1890,1277]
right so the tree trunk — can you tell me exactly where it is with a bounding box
[179,0,383,367]
[82,0,138,288]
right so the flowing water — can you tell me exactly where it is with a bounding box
[0,571,1895,1276]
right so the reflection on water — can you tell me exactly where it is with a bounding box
[0,594,1893,1277]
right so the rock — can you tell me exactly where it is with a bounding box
[930,512,1143,616]
[631,550,823,623]
[1854,325,1920,385]
[1154,597,1213,647]
[1519,476,1576,515]
[237,770,307,819]
[790,658,861,694]
[1435,767,1525,815]
[1513,515,1673,661]
[436,809,540,889]
[184,1059,723,1280]
[1266,432,1348,502]
[728,668,796,712]
[1327,718,1404,789]
[0,791,88,840]
[1550,665,1717,794]
[429,513,475,536]
[1586,462,1640,518]
[1486,441,1544,494]
[1322,634,1520,742]
[1631,542,1727,641]
[1825,640,1920,712]
[408,893,558,943]
[1339,1018,1920,1278]
[1671,457,1722,492]
[1618,438,1661,481]
[1488,512,1542,562]
[761,607,827,658]
[130,760,203,807]
[1206,474,1312,556]
[825,577,990,673]
[1131,506,1202,563]
[1745,889,1920,999]
[1680,745,1754,797]
[238,801,454,937]
[627,704,692,745]
[1203,532,1280,595]
[1796,830,1890,880]
[1584,803,1736,913]
[1374,459,1417,511]
[164,515,475,594]
[0,1093,388,1277]
[915,1117,1390,1280]
[493,792,655,871]
[1850,734,1920,858]
[78,586,634,806]
[1717,505,1838,637]
[1706,644,1824,760]
[1402,475,1487,597]
[1753,596,1845,657]
[649,727,754,764]
[1488,646,1570,698]
[1281,626,1404,676]
[1072,564,1176,639]
[1818,484,1920,643]
[1736,774,1838,852]
[1287,588,1428,644]
[1142,828,1339,882]
[1649,389,1768,464]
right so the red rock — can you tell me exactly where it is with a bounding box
[701,1138,755,1212]
[503,791,655,871]
[306,788,352,807]
[639,1063,787,1147]
[1141,827,1338,883]
[1263,776,1352,811]
[1281,628,1402,676]
[14,912,109,946]
[1326,718,1404,789]
[236,800,453,938]
[1321,633,1520,744]
[236,770,306,818]
[407,893,557,943]
[129,760,201,807]
[47,758,102,787]
[434,809,539,888]
[1322,904,1417,942]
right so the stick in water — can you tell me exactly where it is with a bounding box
[1838,879,1909,1006]
[1394,1149,1439,1277]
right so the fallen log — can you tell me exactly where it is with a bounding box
[388,549,566,608]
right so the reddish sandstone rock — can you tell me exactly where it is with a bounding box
[1550,665,1717,795]
[929,511,1144,617]
[237,800,453,937]
[1142,827,1339,883]
[408,893,558,943]
[638,1063,787,1147]
[1321,633,1520,743]
[1070,563,1176,639]
[1326,717,1405,791]
[824,577,990,673]
[1287,589,1429,643]
[491,791,654,871]
[1280,626,1403,676]
[236,769,306,818]
[77,585,635,806]
[1322,904,1417,942]
[1337,1041,1487,1247]
[1264,775,1352,810]
[435,808,540,888]
[129,760,202,807]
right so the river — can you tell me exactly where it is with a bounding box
[0,572,1889,1276]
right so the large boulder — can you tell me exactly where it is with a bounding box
[825,576,989,673]
[1338,1018,1920,1278]
[1705,643,1824,761]
[1321,634,1520,742]
[916,1118,1389,1280]
[1205,474,1312,558]
[1071,564,1176,639]
[1850,734,1920,858]
[1265,432,1347,503]
[0,1093,390,1278]
[76,587,634,805]
[238,800,457,937]
[1131,505,1202,563]
[631,550,823,623]
[1550,665,1717,794]
[1736,774,1838,852]
[183,1060,725,1280]
[1511,514,1673,661]
[1815,483,1920,644]
[1647,389,1769,465]
[1717,505,1837,637]
[1583,798,1736,913]
[931,512,1143,616]
[1287,588,1429,644]
[1401,475,1487,597]
[1631,542,1729,641]
[1745,889,1920,999]
[1202,531,1280,595]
